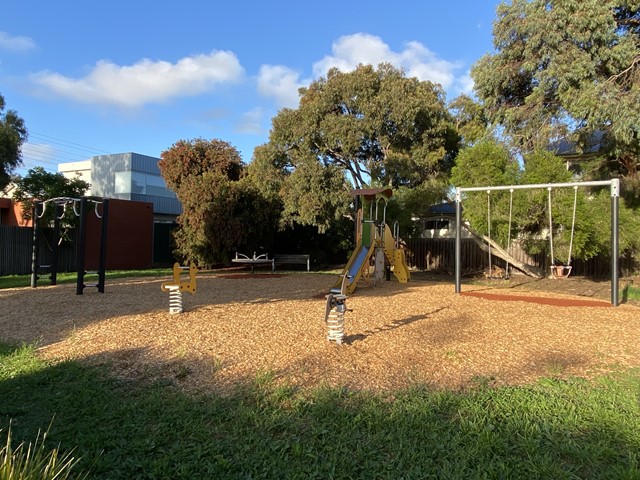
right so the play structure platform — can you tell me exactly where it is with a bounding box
[333,188,410,294]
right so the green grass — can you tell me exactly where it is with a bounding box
[1,423,87,480]
[623,283,640,303]
[1,342,639,479]
[0,268,341,290]
[0,269,170,290]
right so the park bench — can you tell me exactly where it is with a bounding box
[273,254,311,271]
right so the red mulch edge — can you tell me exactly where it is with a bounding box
[216,273,288,279]
[461,291,613,308]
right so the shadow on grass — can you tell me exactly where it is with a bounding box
[1,343,640,479]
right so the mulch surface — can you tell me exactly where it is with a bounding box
[1,272,638,395]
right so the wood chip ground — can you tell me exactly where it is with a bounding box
[1,272,638,395]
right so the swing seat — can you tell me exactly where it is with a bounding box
[551,265,572,278]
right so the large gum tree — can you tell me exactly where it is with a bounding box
[251,63,459,230]
[472,0,639,203]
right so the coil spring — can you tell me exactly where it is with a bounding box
[326,302,345,344]
[167,285,183,314]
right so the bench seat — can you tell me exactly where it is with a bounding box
[273,254,310,271]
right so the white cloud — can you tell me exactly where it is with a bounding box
[455,71,475,96]
[0,31,36,52]
[256,34,470,111]
[256,65,305,109]
[236,107,265,134]
[312,33,461,90]
[29,51,245,108]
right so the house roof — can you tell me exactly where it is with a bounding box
[427,202,457,216]
[351,188,393,200]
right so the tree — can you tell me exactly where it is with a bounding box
[254,63,459,231]
[472,0,639,190]
[451,143,640,275]
[283,63,457,188]
[0,93,28,190]
[158,138,243,192]
[448,94,492,147]
[12,166,90,222]
[159,138,279,265]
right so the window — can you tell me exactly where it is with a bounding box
[114,171,176,198]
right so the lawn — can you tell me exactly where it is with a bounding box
[0,269,170,290]
[1,342,639,479]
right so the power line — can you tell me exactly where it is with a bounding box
[19,131,112,174]
[28,131,111,156]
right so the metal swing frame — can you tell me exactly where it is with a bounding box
[454,179,621,306]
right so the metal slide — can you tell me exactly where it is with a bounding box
[332,241,376,295]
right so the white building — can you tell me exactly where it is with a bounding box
[58,152,181,221]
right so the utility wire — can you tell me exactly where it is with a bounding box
[19,131,110,175]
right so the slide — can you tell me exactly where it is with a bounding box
[332,240,376,295]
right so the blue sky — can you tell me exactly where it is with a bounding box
[2,1,501,176]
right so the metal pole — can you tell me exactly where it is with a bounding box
[455,188,462,293]
[458,179,614,194]
[76,198,87,295]
[97,199,109,293]
[30,203,41,288]
[611,179,619,306]
[50,203,61,285]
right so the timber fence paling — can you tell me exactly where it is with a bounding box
[0,225,76,276]
[403,237,633,277]
[405,238,490,271]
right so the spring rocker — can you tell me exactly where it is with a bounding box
[324,273,353,345]
[161,262,197,314]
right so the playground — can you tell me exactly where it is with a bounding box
[1,270,638,394]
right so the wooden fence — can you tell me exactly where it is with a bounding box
[404,238,637,277]
[2,226,637,278]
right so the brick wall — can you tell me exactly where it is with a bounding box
[85,199,153,270]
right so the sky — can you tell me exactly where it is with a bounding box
[2,1,501,176]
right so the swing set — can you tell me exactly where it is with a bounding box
[30,196,109,294]
[484,185,579,279]
[454,179,621,306]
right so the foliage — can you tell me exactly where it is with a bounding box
[450,140,518,189]
[472,0,639,199]
[0,94,28,191]
[254,63,459,232]
[12,167,90,222]
[2,342,640,479]
[387,180,451,238]
[12,167,90,246]
[292,63,458,188]
[202,177,280,262]
[448,94,492,147]
[159,138,279,265]
[451,144,637,264]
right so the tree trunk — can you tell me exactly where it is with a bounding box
[465,226,545,278]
